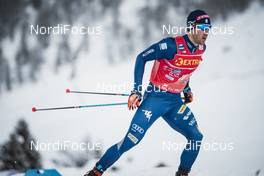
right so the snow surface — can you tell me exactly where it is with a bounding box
[1,2,264,176]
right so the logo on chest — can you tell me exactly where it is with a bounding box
[174,57,201,68]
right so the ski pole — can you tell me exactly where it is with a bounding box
[65,88,130,96]
[32,102,128,112]
[66,89,185,100]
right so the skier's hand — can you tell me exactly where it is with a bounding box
[184,91,193,104]
[128,90,142,110]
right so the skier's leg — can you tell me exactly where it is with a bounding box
[95,95,170,172]
[162,104,203,173]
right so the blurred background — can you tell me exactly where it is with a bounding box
[0,0,263,175]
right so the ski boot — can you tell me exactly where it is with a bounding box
[83,167,103,176]
[176,170,189,176]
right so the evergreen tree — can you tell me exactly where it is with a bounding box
[0,119,42,171]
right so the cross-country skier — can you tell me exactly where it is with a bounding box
[84,9,211,176]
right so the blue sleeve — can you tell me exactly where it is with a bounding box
[133,37,177,92]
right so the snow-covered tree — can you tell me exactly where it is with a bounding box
[0,119,42,171]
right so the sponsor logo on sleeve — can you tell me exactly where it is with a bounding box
[142,48,154,57]
[159,43,168,50]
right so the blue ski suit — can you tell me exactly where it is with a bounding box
[96,35,204,173]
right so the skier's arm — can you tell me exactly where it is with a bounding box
[133,37,177,92]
